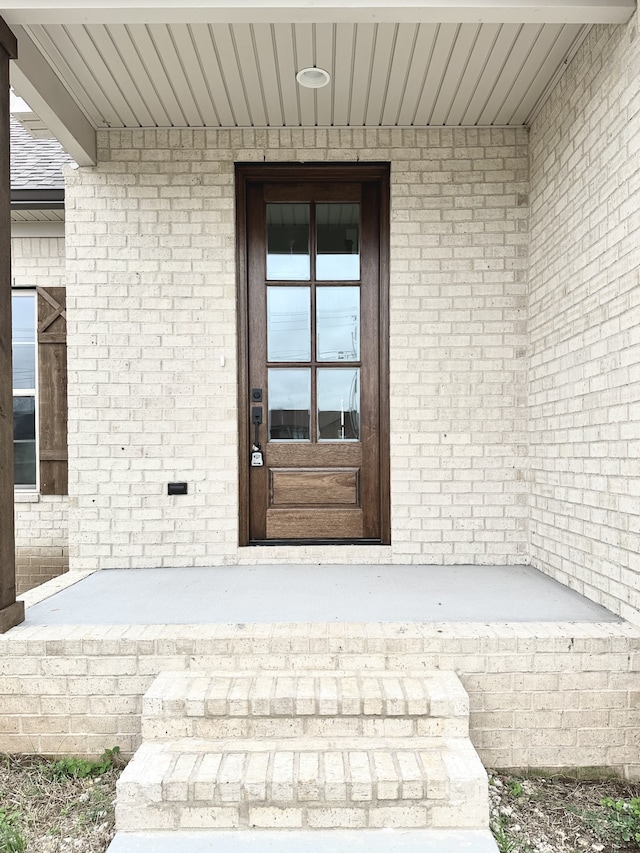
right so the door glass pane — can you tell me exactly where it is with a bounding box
[318,368,360,441]
[316,203,360,280]
[267,287,311,362]
[317,287,360,362]
[12,345,36,389]
[269,368,311,440]
[267,203,310,281]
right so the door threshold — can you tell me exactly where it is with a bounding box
[248,538,384,547]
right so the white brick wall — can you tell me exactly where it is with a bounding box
[11,234,66,289]
[12,235,69,593]
[64,128,529,570]
[528,12,640,622]
[1,620,638,777]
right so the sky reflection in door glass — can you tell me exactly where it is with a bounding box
[317,287,360,362]
[268,287,311,362]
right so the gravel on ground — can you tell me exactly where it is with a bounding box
[490,772,640,853]
[1,755,640,853]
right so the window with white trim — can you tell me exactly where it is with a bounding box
[12,291,38,489]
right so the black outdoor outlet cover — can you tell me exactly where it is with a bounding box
[168,482,188,495]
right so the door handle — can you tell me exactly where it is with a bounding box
[250,406,264,467]
[252,406,263,443]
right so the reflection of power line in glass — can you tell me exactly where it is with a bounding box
[11,325,35,343]
[270,352,311,360]
[12,342,36,389]
[317,306,359,359]
[13,370,35,384]
[269,312,309,327]
[269,314,311,359]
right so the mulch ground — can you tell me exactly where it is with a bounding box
[1,755,640,852]
[490,773,640,852]
[0,753,121,853]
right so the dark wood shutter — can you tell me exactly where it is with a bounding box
[37,287,68,495]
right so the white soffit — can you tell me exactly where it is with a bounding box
[3,1,636,165]
[12,21,590,130]
[10,210,64,224]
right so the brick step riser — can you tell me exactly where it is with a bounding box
[116,797,489,832]
[143,672,469,725]
[142,716,468,741]
[117,771,487,810]
[116,741,489,832]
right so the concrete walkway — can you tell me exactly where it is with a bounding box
[107,830,499,852]
[24,564,618,625]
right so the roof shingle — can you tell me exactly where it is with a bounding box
[10,116,75,191]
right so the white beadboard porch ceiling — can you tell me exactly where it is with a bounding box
[5,2,635,165]
[16,21,589,130]
[10,208,64,222]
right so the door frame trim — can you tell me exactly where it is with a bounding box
[235,162,390,547]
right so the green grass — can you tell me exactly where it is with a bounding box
[490,814,521,853]
[0,809,26,853]
[47,746,121,781]
[600,796,640,848]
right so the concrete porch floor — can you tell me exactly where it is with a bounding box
[23,564,619,625]
[4,563,638,775]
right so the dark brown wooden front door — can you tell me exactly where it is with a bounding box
[237,164,389,545]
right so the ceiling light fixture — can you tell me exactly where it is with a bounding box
[296,67,331,89]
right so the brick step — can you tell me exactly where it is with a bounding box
[107,829,499,852]
[142,671,469,741]
[116,737,488,832]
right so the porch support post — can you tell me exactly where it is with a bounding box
[0,17,24,633]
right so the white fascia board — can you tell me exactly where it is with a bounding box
[9,26,96,166]
[0,0,635,25]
